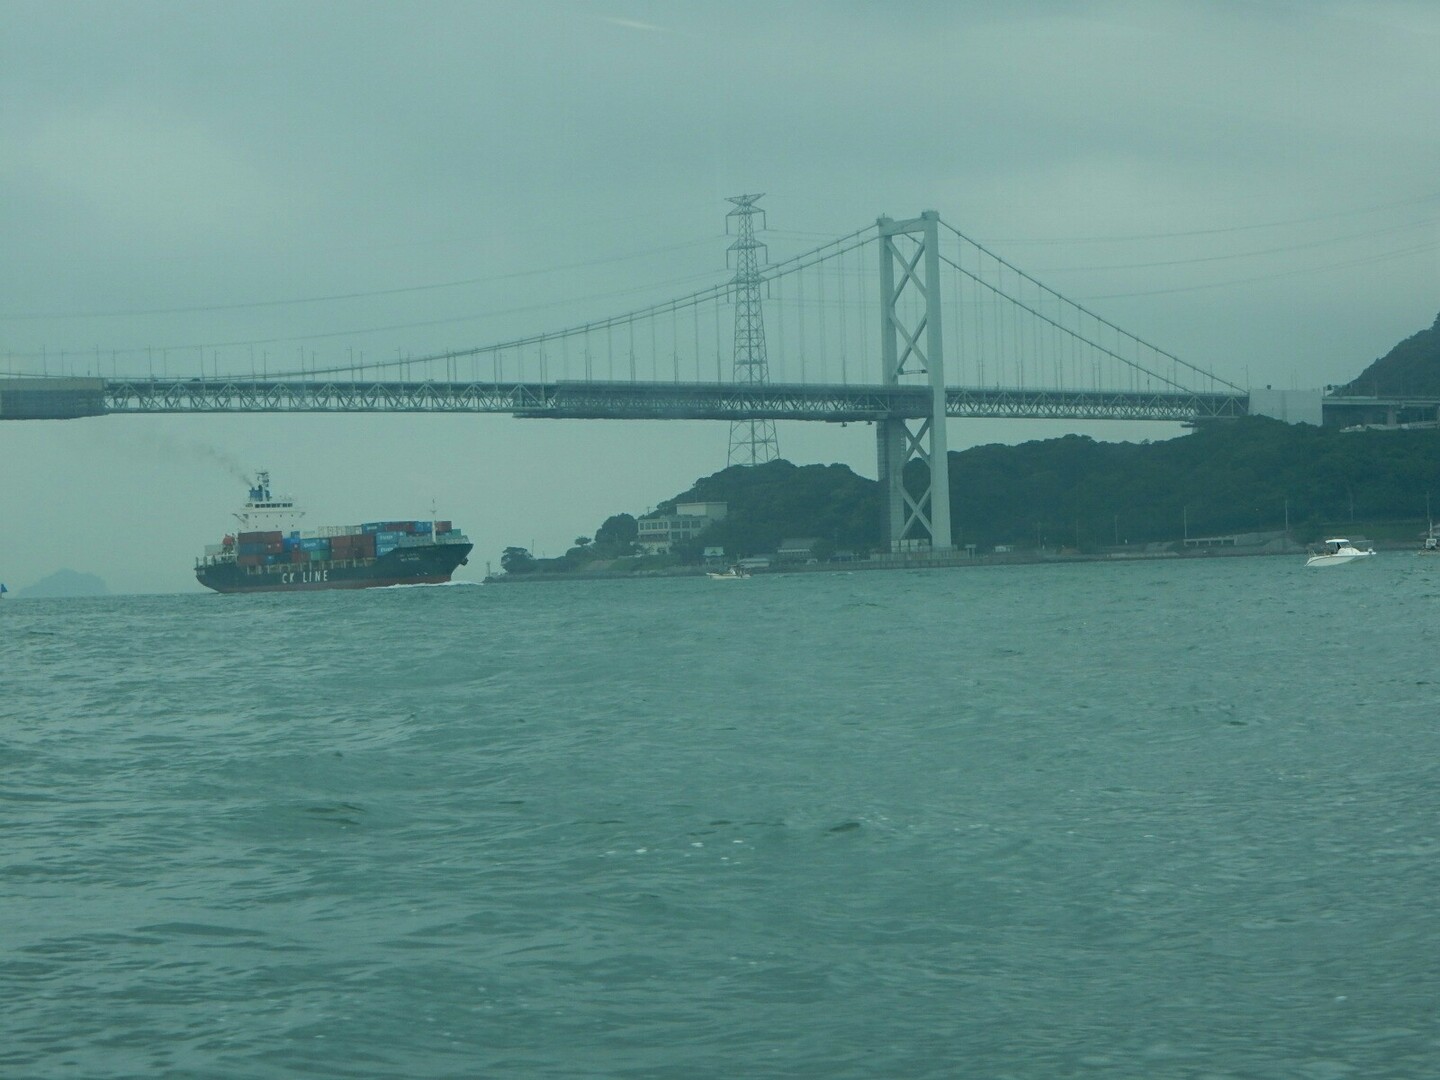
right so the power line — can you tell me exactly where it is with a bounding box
[980,189,1440,245]
[1081,238,1440,300]
[1,236,723,320]
[0,268,729,360]
[1032,218,1436,273]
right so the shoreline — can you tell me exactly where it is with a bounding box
[480,540,1388,583]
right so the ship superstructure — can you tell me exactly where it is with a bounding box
[233,471,305,534]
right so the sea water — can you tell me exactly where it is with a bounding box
[3,558,1438,1079]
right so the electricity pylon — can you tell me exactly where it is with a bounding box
[725,194,780,466]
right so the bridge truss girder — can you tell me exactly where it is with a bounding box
[944,388,1248,422]
[102,378,552,414]
[82,378,1251,423]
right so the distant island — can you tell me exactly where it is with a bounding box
[10,569,110,599]
[498,311,1440,576]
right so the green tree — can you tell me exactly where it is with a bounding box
[595,514,638,545]
[500,546,536,574]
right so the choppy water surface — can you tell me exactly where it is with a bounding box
[4,558,1439,1078]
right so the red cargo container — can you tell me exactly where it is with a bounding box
[237,554,265,567]
[238,530,283,543]
[435,521,452,534]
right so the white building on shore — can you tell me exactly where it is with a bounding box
[636,502,729,554]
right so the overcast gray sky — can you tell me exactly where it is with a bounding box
[3,0,1438,594]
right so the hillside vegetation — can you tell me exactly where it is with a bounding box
[1338,311,1440,396]
[946,419,1437,549]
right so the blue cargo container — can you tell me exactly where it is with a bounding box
[361,523,383,534]
[300,537,330,552]
[413,521,432,534]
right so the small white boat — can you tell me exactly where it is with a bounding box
[1305,538,1375,567]
[707,566,750,579]
[1419,498,1438,554]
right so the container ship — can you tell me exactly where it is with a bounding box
[195,472,472,594]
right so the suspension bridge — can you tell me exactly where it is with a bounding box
[3,206,1260,552]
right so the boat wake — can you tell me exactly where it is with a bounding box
[377,580,483,590]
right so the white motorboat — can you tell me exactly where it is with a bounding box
[1305,539,1375,567]
[706,566,750,579]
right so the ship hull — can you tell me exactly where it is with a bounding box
[197,543,472,594]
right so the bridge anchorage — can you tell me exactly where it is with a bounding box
[2,208,1258,553]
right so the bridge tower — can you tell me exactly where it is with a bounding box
[725,194,780,466]
[876,212,952,552]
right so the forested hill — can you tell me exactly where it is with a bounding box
[584,417,1438,562]
[1337,311,1440,395]
[945,419,1437,548]
[510,420,1439,572]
